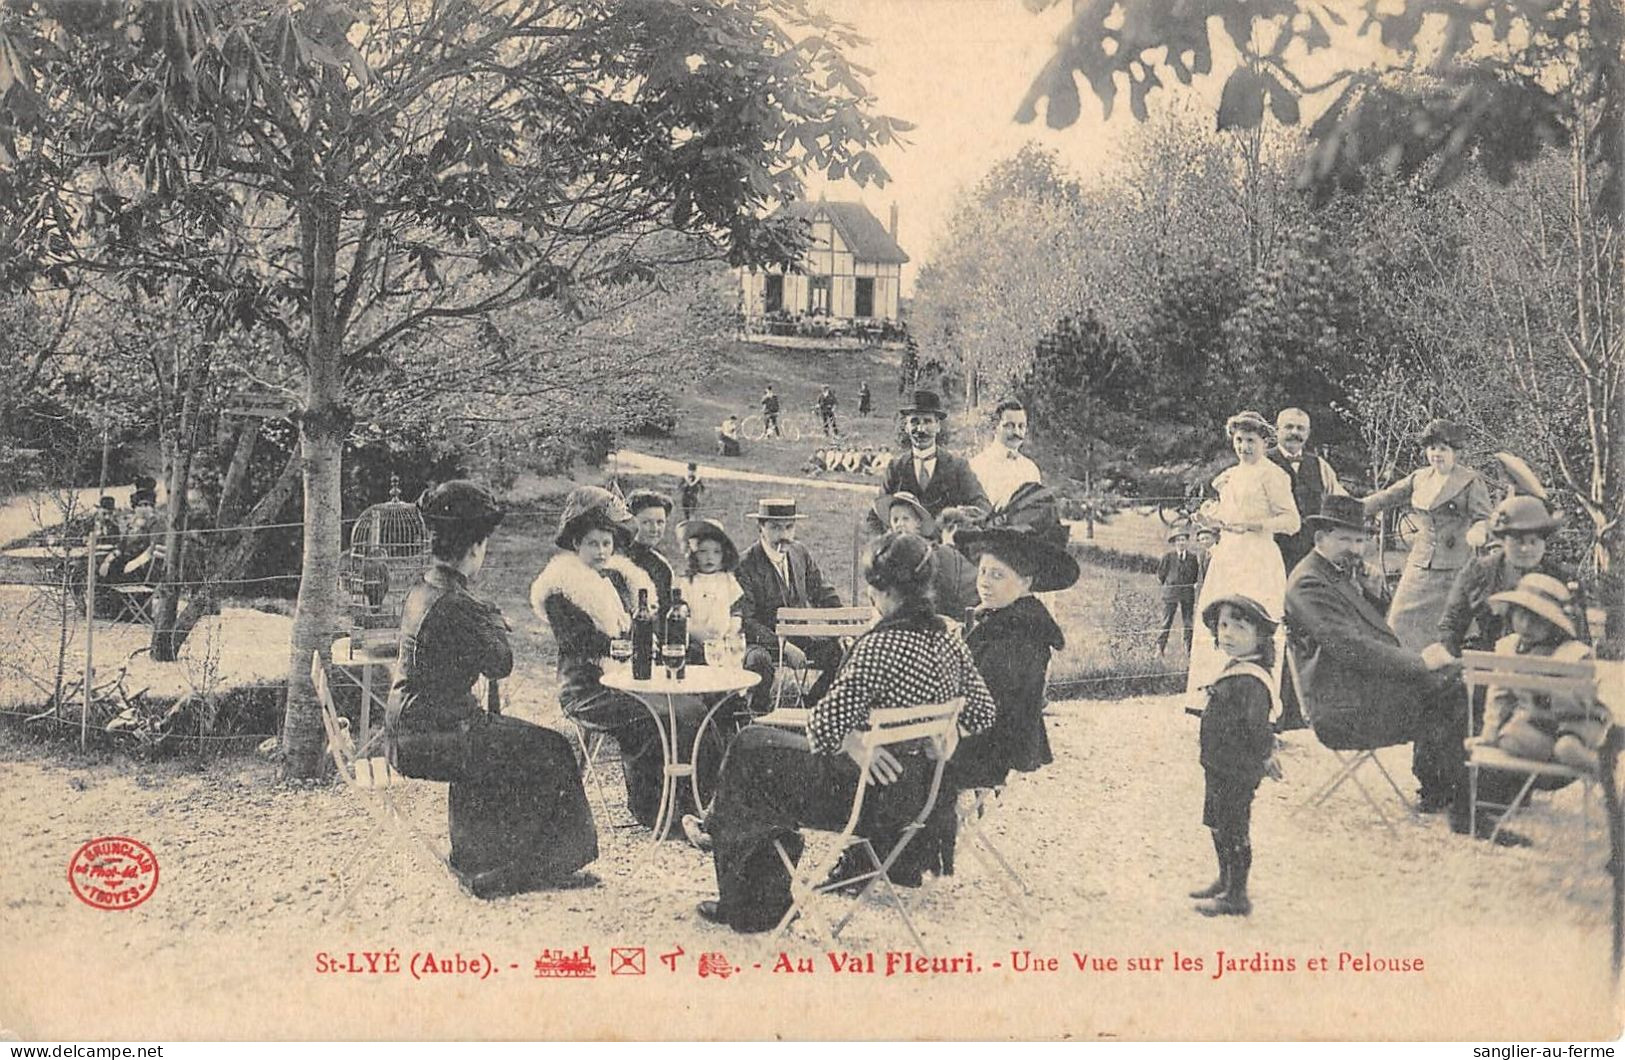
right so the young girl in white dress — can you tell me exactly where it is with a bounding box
[675,517,744,653]
[1185,411,1301,707]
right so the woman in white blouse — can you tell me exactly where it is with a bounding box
[1185,411,1301,702]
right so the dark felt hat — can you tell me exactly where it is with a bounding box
[1167,523,1193,542]
[420,479,506,534]
[625,489,673,516]
[554,486,634,549]
[899,389,948,419]
[957,525,1080,593]
[677,517,740,571]
[1418,418,1467,448]
[1304,494,1371,533]
[1202,593,1280,637]
[1488,495,1564,537]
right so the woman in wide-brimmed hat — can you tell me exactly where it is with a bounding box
[1434,492,1568,658]
[1185,411,1301,703]
[531,486,718,836]
[389,480,598,898]
[1363,417,1493,652]
[873,491,978,618]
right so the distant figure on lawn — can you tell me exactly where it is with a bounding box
[870,389,990,532]
[858,381,872,417]
[678,463,705,523]
[717,415,742,458]
[968,398,1041,511]
[1156,525,1201,655]
[761,386,781,438]
[815,385,839,439]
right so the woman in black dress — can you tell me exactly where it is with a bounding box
[386,480,598,899]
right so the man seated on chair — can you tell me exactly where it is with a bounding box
[735,497,844,713]
[1284,495,1469,823]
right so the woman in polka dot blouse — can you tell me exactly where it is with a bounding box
[683,531,996,933]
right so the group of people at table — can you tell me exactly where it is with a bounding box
[379,391,1604,928]
[382,389,1076,933]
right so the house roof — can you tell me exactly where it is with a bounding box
[771,200,909,265]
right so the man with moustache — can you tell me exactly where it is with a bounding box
[1269,407,1346,730]
[968,398,1042,511]
[1284,495,1472,825]
[734,498,845,712]
[870,389,990,532]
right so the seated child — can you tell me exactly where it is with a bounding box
[1479,573,1603,772]
[675,518,744,659]
[1189,594,1281,918]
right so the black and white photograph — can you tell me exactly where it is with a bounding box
[0,0,1621,1044]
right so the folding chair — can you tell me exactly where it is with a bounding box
[956,786,1033,916]
[312,651,456,917]
[109,584,156,624]
[772,607,874,708]
[1285,637,1413,831]
[1461,649,1605,845]
[771,697,964,951]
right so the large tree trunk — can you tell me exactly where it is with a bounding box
[280,200,348,779]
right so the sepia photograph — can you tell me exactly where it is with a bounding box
[0,0,1621,1044]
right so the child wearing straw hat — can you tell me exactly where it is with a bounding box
[1477,573,1603,771]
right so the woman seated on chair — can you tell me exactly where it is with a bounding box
[682,532,997,934]
[531,486,720,836]
[386,480,598,899]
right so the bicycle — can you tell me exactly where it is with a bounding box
[1154,484,1215,527]
[741,411,802,443]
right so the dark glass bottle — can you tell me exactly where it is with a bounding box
[662,589,690,680]
[631,589,655,681]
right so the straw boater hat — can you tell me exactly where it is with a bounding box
[420,480,505,533]
[872,491,937,538]
[744,497,807,522]
[956,526,1080,594]
[625,489,673,516]
[554,486,635,549]
[677,518,740,570]
[1202,593,1280,637]
[1490,572,1577,639]
[899,389,949,419]
[1418,418,1467,448]
[1224,410,1274,438]
[1304,494,1370,534]
[1488,495,1564,537]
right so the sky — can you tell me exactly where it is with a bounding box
[798,0,1393,293]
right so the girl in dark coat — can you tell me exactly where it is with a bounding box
[387,480,598,899]
[1190,594,1280,917]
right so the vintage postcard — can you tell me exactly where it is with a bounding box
[1,0,1621,1043]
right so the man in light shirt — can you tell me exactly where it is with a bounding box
[969,398,1042,511]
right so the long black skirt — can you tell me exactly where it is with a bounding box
[706,725,934,932]
[444,713,598,882]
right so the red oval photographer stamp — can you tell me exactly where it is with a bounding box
[67,836,159,910]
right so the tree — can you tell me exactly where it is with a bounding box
[0,0,907,775]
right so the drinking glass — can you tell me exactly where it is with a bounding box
[608,637,632,674]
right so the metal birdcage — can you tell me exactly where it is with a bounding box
[342,476,431,653]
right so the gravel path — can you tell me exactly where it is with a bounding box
[1,694,1618,1040]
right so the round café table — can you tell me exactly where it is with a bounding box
[601,664,761,842]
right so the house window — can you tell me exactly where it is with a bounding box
[854,277,874,318]
[764,274,784,313]
[808,275,830,314]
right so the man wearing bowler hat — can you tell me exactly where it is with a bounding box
[734,498,845,712]
[1285,495,1472,823]
[871,389,990,532]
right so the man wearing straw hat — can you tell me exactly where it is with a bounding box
[734,498,844,712]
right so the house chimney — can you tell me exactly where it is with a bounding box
[889,202,899,239]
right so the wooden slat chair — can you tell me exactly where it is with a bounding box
[772,606,874,708]
[1285,636,1413,832]
[1460,649,1606,845]
[312,651,457,917]
[771,697,964,951]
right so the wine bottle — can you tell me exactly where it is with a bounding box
[662,588,691,680]
[631,589,655,681]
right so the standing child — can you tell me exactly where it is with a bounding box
[1477,573,1602,771]
[678,463,705,523]
[675,518,744,657]
[1191,594,1281,917]
[1195,525,1218,591]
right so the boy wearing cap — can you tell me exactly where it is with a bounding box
[678,463,705,523]
[1155,525,1202,655]
[1435,494,1568,659]
[734,498,844,712]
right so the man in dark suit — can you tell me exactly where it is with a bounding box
[870,389,990,532]
[735,497,845,712]
[1285,495,1467,817]
[1155,525,1201,654]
